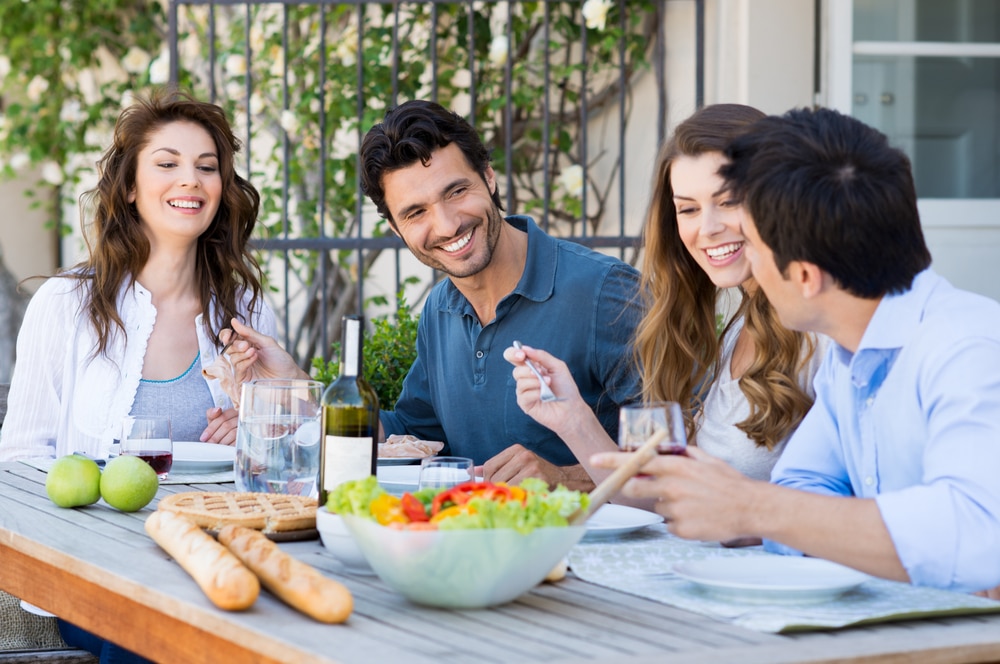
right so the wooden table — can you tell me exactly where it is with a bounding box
[3,461,1000,664]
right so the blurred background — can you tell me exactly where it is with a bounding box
[0,0,997,383]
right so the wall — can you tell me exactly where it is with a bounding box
[0,172,57,290]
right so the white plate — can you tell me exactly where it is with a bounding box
[20,600,56,618]
[376,465,420,494]
[583,504,663,540]
[377,457,423,466]
[171,441,235,474]
[376,467,485,494]
[672,556,869,604]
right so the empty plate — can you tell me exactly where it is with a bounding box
[171,441,235,474]
[672,556,869,604]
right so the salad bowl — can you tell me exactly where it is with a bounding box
[341,515,585,608]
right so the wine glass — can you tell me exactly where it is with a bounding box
[121,416,173,480]
[618,401,687,455]
[418,456,475,490]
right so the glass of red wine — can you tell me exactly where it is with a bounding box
[618,401,686,456]
[121,416,173,480]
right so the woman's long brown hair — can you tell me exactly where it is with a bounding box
[634,104,815,448]
[73,88,263,358]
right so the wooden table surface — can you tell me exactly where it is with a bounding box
[3,461,1000,664]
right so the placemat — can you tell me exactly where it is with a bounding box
[19,458,234,484]
[569,525,1000,633]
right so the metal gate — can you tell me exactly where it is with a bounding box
[166,0,703,366]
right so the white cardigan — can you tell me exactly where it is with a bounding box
[0,276,277,461]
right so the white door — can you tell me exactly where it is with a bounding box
[826,0,1000,301]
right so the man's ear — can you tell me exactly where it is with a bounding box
[386,218,401,238]
[789,261,825,299]
[484,165,497,196]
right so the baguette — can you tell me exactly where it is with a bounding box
[145,511,260,611]
[218,525,353,623]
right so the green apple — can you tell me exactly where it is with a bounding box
[100,455,159,512]
[45,454,102,508]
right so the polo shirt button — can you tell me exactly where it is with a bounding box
[864,476,874,486]
[866,396,874,407]
[476,350,484,359]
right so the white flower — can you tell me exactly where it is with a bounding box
[59,99,87,124]
[94,46,128,86]
[9,153,30,172]
[249,25,266,53]
[120,89,136,110]
[279,110,300,136]
[582,0,615,31]
[451,68,472,89]
[249,91,265,116]
[149,51,170,85]
[75,69,102,105]
[336,25,359,67]
[0,55,10,81]
[26,75,49,103]
[225,54,247,78]
[558,164,584,197]
[488,36,509,67]
[41,161,64,186]
[122,47,152,75]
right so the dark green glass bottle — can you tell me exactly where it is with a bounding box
[319,316,380,505]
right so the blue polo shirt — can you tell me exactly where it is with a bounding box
[380,215,642,465]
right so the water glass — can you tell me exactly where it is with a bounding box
[236,379,323,496]
[418,456,475,490]
[618,401,687,455]
[121,416,173,480]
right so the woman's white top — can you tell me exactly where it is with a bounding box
[696,316,829,481]
[0,275,277,460]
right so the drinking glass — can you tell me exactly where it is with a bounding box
[618,401,687,455]
[121,416,173,480]
[236,379,323,496]
[418,456,475,490]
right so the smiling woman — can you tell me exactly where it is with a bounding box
[0,88,278,662]
[0,88,277,463]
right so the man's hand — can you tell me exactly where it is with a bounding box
[974,585,1000,600]
[200,407,239,446]
[480,444,595,492]
[592,446,756,541]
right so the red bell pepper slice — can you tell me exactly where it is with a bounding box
[401,492,430,522]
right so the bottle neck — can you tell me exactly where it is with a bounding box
[340,318,362,378]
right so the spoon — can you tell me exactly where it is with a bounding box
[512,341,563,403]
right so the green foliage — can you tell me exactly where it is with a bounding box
[0,0,657,363]
[312,294,420,410]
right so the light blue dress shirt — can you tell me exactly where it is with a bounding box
[766,269,1000,592]
[380,215,642,466]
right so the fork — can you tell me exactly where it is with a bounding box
[512,340,563,403]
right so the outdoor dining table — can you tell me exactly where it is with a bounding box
[3,460,1000,664]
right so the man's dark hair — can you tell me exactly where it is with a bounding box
[359,100,502,225]
[722,107,931,298]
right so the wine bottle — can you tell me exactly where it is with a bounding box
[319,315,380,505]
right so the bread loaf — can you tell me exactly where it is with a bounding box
[145,511,260,611]
[218,525,353,623]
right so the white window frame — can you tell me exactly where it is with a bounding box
[824,0,1000,229]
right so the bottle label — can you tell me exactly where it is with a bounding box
[322,435,374,491]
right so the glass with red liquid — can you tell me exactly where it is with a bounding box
[618,401,687,458]
[121,416,173,480]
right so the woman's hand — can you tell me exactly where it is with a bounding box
[502,344,586,436]
[201,407,239,446]
[224,318,309,384]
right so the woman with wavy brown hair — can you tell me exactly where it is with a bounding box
[0,88,276,462]
[504,104,824,489]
